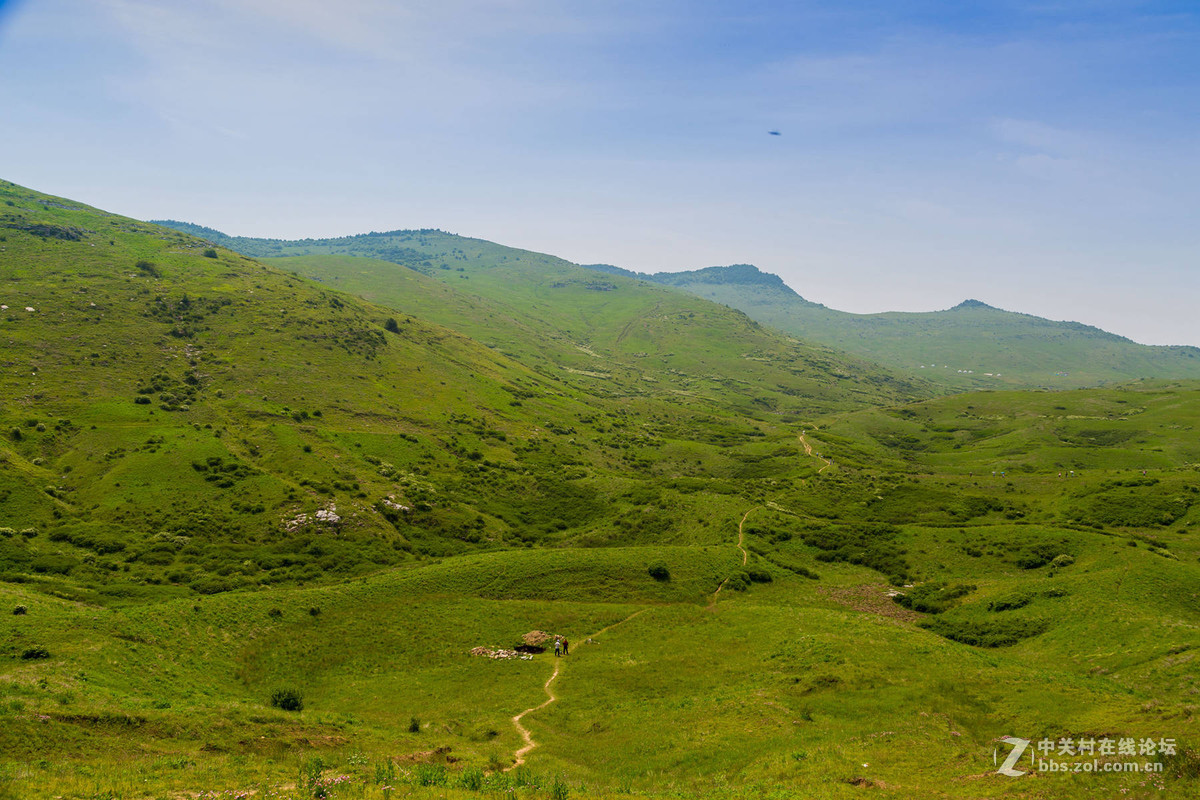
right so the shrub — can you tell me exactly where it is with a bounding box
[894,581,975,614]
[269,687,304,711]
[919,617,1048,647]
[202,248,218,258]
[1049,554,1075,569]
[135,260,162,278]
[0,528,14,538]
[9,427,21,441]
[747,569,773,583]
[647,562,670,581]
[21,646,50,660]
[385,317,401,334]
[13,605,27,615]
[409,716,421,733]
[134,396,151,405]
[988,592,1032,612]
[267,608,283,619]
[19,528,36,538]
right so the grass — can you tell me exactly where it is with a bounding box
[0,181,1198,798]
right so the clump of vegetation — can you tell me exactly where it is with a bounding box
[269,687,304,711]
[135,259,162,278]
[202,248,218,258]
[408,716,421,733]
[919,617,1048,647]
[893,581,975,614]
[647,561,670,581]
[21,646,50,660]
[805,523,910,584]
[13,605,28,615]
[988,592,1032,612]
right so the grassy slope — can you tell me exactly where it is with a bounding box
[625,264,1200,391]
[0,190,1196,799]
[149,223,925,415]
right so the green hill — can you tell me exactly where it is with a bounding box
[0,186,1196,799]
[593,262,1200,390]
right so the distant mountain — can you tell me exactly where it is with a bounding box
[599,263,1200,390]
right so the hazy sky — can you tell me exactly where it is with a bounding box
[2,1,1198,345]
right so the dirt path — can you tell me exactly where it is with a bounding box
[509,661,560,769]
[709,506,758,606]
[798,432,832,473]
[506,609,648,770]
[735,508,754,565]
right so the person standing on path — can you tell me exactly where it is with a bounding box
[554,637,562,657]
[562,638,569,656]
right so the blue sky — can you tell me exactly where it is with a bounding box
[2,1,1198,345]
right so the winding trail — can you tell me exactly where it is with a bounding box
[709,506,757,605]
[509,661,560,770]
[798,432,832,473]
[506,609,649,770]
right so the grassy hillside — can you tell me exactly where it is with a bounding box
[0,181,878,603]
[597,263,1200,391]
[151,224,924,416]
[0,187,1196,799]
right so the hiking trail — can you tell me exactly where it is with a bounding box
[710,506,756,604]
[506,609,648,770]
[798,432,832,473]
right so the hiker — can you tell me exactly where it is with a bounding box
[554,637,562,657]
[562,638,569,656]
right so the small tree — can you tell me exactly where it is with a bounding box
[384,317,401,334]
[202,248,218,258]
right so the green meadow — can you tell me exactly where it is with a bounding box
[1,181,1198,799]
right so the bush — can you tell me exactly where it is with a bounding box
[13,605,27,615]
[409,716,421,733]
[21,646,50,660]
[385,317,401,334]
[202,248,218,258]
[893,581,975,614]
[269,687,304,711]
[988,592,1032,612]
[134,396,151,405]
[1049,554,1075,569]
[9,427,21,441]
[647,562,670,581]
[919,617,1048,647]
[135,260,162,278]
[0,528,14,538]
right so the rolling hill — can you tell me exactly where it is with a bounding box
[587,262,1200,390]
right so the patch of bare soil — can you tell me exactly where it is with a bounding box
[819,584,924,624]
